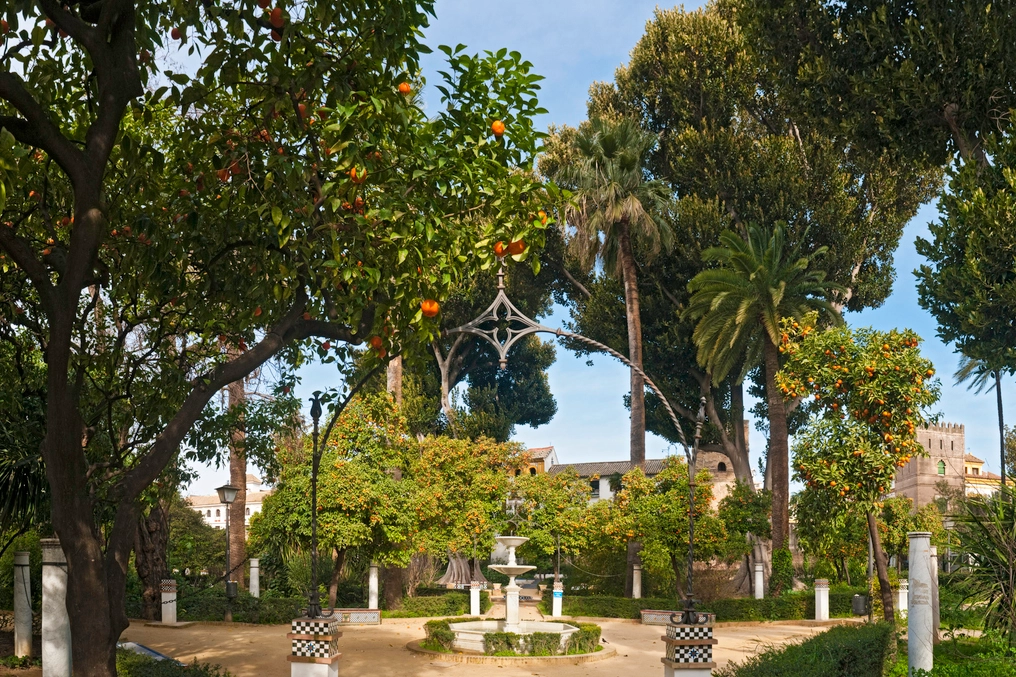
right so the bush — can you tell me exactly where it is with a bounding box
[768,548,793,596]
[715,623,895,677]
[528,632,562,656]
[483,631,523,655]
[422,619,456,652]
[565,622,601,654]
[382,591,490,618]
[116,650,230,677]
[174,587,304,624]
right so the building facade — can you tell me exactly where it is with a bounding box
[187,473,271,530]
[892,422,1002,506]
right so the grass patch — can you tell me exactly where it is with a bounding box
[887,634,1016,677]
[116,649,230,677]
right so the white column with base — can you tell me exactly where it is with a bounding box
[14,551,31,658]
[41,538,71,677]
[898,579,908,619]
[633,563,643,599]
[908,532,934,675]
[552,582,563,618]
[161,579,178,624]
[288,617,341,677]
[470,581,481,616]
[754,563,764,599]
[814,579,829,621]
[250,559,260,598]
[368,563,379,609]
[505,583,520,631]
[930,546,940,643]
[662,614,716,677]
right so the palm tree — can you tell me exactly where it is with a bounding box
[685,224,840,551]
[557,117,673,466]
[955,354,1010,486]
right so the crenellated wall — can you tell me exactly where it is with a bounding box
[893,423,965,508]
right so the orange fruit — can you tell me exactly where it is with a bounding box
[493,241,507,257]
[491,120,505,137]
[253,306,262,317]
[507,239,525,256]
[271,29,282,41]
[398,82,411,95]
[349,167,367,184]
[269,7,284,28]
[216,168,229,182]
[171,27,182,40]
[538,209,547,224]
[259,0,271,8]
[421,299,440,318]
[369,336,383,350]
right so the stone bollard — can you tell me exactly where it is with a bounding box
[470,581,481,616]
[250,559,260,598]
[930,546,940,644]
[161,579,178,624]
[368,562,379,609]
[661,612,716,677]
[898,579,909,619]
[814,579,829,621]
[754,563,764,600]
[908,532,934,675]
[288,617,341,677]
[41,538,71,677]
[14,551,31,658]
[633,563,643,599]
[551,582,563,618]
[505,581,520,629]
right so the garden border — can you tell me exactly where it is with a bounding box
[405,639,616,665]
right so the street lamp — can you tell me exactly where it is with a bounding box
[678,397,707,624]
[216,483,240,621]
[306,392,325,618]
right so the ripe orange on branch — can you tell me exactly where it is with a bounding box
[269,7,284,28]
[349,167,367,184]
[421,299,440,318]
[369,336,383,350]
[398,82,411,95]
[491,120,505,137]
[493,241,506,257]
[507,239,525,256]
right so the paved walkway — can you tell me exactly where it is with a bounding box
[116,617,839,676]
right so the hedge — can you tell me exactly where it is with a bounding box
[539,590,862,622]
[422,618,601,656]
[714,623,896,677]
[382,591,491,618]
[116,650,230,677]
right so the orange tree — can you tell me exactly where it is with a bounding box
[0,2,548,674]
[777,314,940,622]
[513,468,592,581]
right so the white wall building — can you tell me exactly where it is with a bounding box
[187,473,271,530]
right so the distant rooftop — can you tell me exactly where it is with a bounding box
[527,446,556,460]
[549,459,666,478]
[246,473,261,484]
[964,454,984,464]
[187,490,272,507]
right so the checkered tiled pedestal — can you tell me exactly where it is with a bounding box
[288,617,341,677]
[661,618,717,677]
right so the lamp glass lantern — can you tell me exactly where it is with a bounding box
[216,483,240,608]
[216,484,239,505]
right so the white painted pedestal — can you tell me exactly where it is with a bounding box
[161,579,178,624]
[551,582,563,618]
[633,563,643,599]
[41,538,71,677]
[505,583,520,631]
[368,563,379,610]
[753,563,764,599]
[288,617,341,677]
[814,579,829,621]
[908,532,934,675]
[469,582,481,616]
[250,559,260,598]
[898,580,909,619]
[13,551,31,658]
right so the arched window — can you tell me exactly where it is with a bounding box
[215,509,220,517]
[514,469,522,477]
[937,460,945,475]
[246,508,251,516]
[717,462,727,472]
[206,510,211,517]
[529,467,537,476]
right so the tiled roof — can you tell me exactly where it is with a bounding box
[527,446,556,460]
[964,454,984,464]
[187,490,273,507]
[967,471,1001,481]
[246,472,262,484]
[549,459,667,478]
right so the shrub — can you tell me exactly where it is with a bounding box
[483,631,523,655]
[715,623,895,677]
[116,650,230,677]
[528,632,562,656]
[174,587,304,624]
[768,548,793,596]
[382,591,489,618]
[422,619,456,652]
[565,623,602,654]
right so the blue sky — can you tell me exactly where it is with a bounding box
[187,0,1011,494]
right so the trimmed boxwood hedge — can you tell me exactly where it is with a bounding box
[715,622,895,677]
[383,591,491,618]
[422,618,602,656]
[116,650,230,677]
[538,589,862,622]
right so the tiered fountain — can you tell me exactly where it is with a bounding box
[449,535,578,653]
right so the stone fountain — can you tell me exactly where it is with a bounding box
[449,535,578,653]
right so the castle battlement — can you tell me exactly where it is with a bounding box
[921,422,964,433]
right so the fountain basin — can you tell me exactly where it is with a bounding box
[450,620,579,654]
[495,535,530,550]
[488,564,536,578]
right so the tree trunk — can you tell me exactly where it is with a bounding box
[387,356,403,406]
[227,373,247,590]
[669,552,686,601]
[996,370,1006,487]
[762,334,790,551]
[866,511,895,624]
[327,548,345,609]
[134,501,169,621]
[382,565,404,610]
[618,222,646,467]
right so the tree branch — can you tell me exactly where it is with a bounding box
[0,76,86,183]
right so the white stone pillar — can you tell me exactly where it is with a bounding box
[754,563,764,599]
[288,617,341,677]
[249,559,260,598]
[505,582,520,632]
[551,582,563,618]
[898,579,909,619]
[161,579,178,624]
[13,551,31,658]
[41,538,71,677]
[469,581,481,616]
[908,532,934,675]
[814,578,829,621]
[930,546,940,643]
[368,562,379,609]
[632,563,643,599]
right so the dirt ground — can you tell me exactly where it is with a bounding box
[0,616,841,677]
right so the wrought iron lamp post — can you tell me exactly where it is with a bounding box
[307,392,326,619]
[216,483,239,622]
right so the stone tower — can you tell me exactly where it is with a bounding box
[893,422,965,508]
